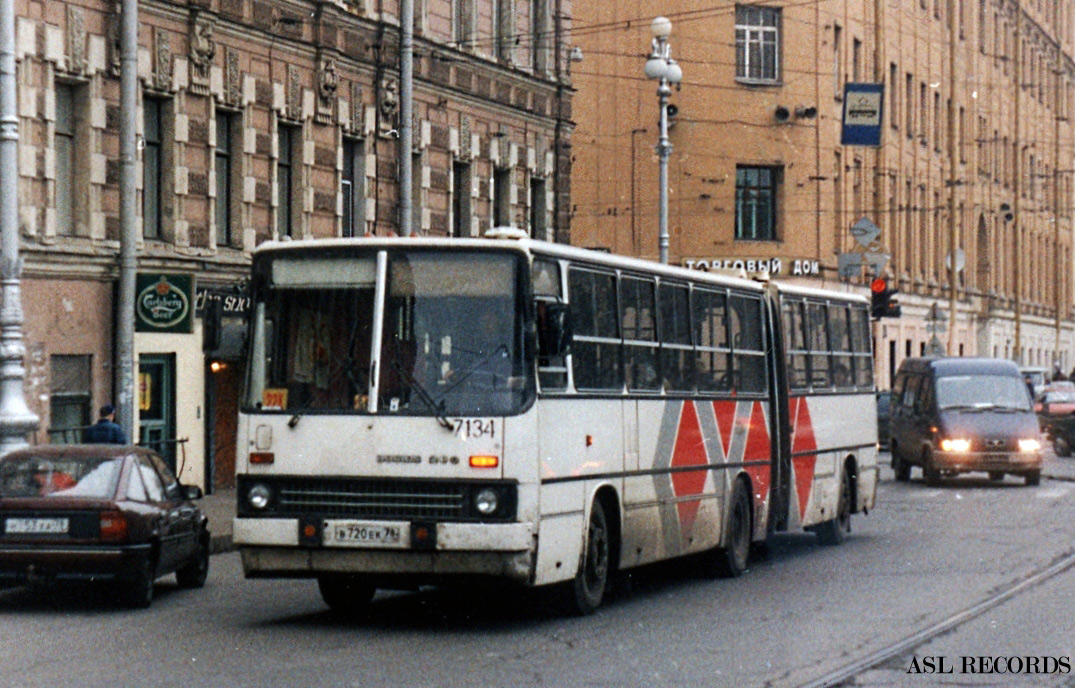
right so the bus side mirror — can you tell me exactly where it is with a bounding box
[538,302,572,358]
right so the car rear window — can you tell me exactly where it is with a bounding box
[0,455,124,499]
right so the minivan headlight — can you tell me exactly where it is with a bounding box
[940,438,971,452]
[1018,438,1041,452]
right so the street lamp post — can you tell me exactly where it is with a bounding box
[644,16,682,265]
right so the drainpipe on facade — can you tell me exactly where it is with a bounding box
[0,0,39,453]
[114,0,138,438]
[399,0,413,236]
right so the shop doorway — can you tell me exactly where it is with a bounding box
[139,354,177,474]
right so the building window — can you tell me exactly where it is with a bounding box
[55,83,81,237]
[494,0,514,62]
[412,152,423,233]
[905,73,913,135]
[144,98,163,239]
[493,166,512,227]
[215,111,238,246]
[529,176,547,238]
[735,5,780,82]
[342,138,366,238]
[49,354,91,445]
[531,0,548,74]
[454,0,474,47]
[277,125,297,238]
[852,38,861,82]
[832,24,842,97]
[452,161,471,237]
[735,166,779,241]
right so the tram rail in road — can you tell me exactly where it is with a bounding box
[797,548,1075,688]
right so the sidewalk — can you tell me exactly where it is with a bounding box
[199,487,235,555]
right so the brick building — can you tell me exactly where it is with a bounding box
[570,0,1075,388]
[14,0,573,490]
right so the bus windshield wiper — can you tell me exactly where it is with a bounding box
[392,360,454,432]
[940,404,986,412]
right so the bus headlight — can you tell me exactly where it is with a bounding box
[1018,438,1041,452]
[247,484,272,510]
[475,488,499,516]
[940,438,971,452]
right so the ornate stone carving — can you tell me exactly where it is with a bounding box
[315,56,338,123]
[189,14,215,93]
[350,81,364,134]
[155,28,172,92]
[459,115,471,161]
[226,49,242,106]
[379,77,398,135]
[107,9,121,77]
[287,65,302,120]
[66,6,86,75]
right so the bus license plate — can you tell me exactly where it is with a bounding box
[5,517,69,535]
[323,520,407,549]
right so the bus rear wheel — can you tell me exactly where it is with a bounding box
[563,499,610,616]
[317,574,376,615]
[700,479,751,578]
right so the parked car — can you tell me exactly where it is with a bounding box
[1034,387,1075,457]
[876,390,892,449]
[889,358,1043,486]
[0,445,210,608]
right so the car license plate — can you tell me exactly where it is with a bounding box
[5,517,69,535]
[323,520,407,549]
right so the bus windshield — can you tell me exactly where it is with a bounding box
[246,249,531,417]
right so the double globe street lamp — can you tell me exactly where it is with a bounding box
[644,16,682,265]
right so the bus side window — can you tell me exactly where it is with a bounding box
[783,299,808,391]
[692,288,731,393]
[658,282,693,392]
[807,302,830,388]
[568,268,622,391]
[533,260,568,391]
[620,276,659,392]
[828,304,853,388]
[849,306,874,388]
[729,293,766,393]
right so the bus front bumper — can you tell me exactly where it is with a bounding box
[234,518,535,583]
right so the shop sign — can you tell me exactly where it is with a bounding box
[683,258,821,276]
[135,273,195,333]
[195,287,251,317]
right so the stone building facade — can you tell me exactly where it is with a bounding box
[570,0,1075,388]
[14,0,573,490]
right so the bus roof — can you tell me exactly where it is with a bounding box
[253,236,768,293]
[774,282,869,304]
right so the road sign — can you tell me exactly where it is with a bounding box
[926,335,946,356]
[850,217,882,247]
[837,253,864,279]
[864,252,889,275]
[841,83,885,146]
[946,249,966,272]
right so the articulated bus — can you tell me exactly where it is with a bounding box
[234,231,878,614]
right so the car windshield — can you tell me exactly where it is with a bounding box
[0,455,124,498]
[247,249,532,417]
[936,375,1032,411]
[1043,391,1075,403]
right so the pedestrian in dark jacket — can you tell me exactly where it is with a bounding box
[82,404,128,444]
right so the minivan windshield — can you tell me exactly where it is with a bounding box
[936,375,1032,411]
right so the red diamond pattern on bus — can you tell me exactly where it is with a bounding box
[670,400,708,534]
[791,397,818,520]
[714,400,736,460]
[743,401,771,502]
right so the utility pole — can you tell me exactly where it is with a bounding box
[946,0,958,354]
[1054,38,1063,365]
[115,0,138,436]
[399,0,413,236]
[0,0,39,453]
[1013,3,1022,363]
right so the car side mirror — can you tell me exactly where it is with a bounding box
[537,302,572,358]
[184,485,203,500]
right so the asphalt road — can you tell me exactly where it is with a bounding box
[4,454,1075,688]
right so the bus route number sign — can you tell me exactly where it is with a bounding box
[452,418,495,439]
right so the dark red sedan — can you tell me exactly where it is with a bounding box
[0,445,210,608]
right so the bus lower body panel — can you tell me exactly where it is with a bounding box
[235,518,535,584]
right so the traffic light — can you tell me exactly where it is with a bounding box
[870,278,901,319]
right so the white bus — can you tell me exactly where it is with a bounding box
[234,232,878,614]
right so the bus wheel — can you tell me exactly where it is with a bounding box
[317,574,376,615]
[816,469,851,546]
[701,479,751,578]
[564,499,610,615]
